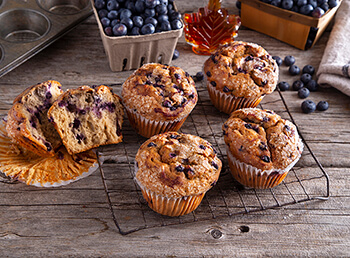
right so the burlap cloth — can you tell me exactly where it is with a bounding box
[317,0,350,96]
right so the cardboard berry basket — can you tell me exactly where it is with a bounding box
[239,0,342,50]
[91,0,183,71]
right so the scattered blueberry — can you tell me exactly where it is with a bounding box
[298,87,310,99]
[302,64,315,75]
[301,100,316,113]
[272,56,283,66]
[292,80,304,91]
[284,55,295,66]
[289,64,301,75]
[300,73,312,84]
[278,81,290,91]
[316,100,329,111]
[195,71,204,81]
[172,49,179,60]
[306,80,318,91]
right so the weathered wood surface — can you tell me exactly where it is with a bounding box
[1,1,350,256]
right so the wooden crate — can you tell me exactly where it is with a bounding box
[240,0,341,50]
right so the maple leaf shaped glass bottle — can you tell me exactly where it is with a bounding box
[183,0,241,55]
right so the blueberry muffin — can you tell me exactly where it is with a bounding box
[48,85,123,155]
[0,119,98,187]
[122,63,197,138]
[204,41,279,114]
[6,80,63,157]
[135,132,222,216]
[222,108,303,189]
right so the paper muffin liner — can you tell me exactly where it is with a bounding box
[207,82,263,114]
[134,164,205,217]
[124,105,188,138]
[0,119,98,187]
[225,145,303,189]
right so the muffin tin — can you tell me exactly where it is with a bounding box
[0,0,93,77]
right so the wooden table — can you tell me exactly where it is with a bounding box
[1,1,349,256]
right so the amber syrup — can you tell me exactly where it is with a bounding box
[184,0,241,55]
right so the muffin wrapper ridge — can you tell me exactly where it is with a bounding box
[226,145,303,189]
[207,83,263,114]
[124,105,188,138]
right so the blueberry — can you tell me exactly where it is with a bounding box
[104,26,113,36]
[160,21,171,31]
[308,0,318,8]
[270,0,282,6]
[133,16,144,27]
[289,64,301,75]
[284,55,295,66]
[299,4,314,15]
[320,3,329,11]
[95,0,106,9]
[278,81,290,91]
[175,165,184,172]
[236,0,241,9]
[291,5,299,12]
[195,71,204,81]
[147,142,156,147]
[101,17,111,27]
[113,23,127,36]
[171,19,183,30]
[292,80,304,91]
[172,49,179,60]
[126,1,136,13]
[98,9,109,18]
[157,14,169,24]
[281,0,293,9]
[306,80,318,91]
[73,118,81,129]
[316,101,329,111]
[302,64,315,75]
[170,11,181,21]
[300,73,312,84]
[130,27,140,35]
[272,56,283,66]
[301,100,316,113]
[120,9,132,19]
[144,8,156,17]
[135,0,145,13]
[111,19,119,27]
[107,10,118,20]
[328,0,338,8]
[145,17,158,27]
[297,0,307,6]
[311,7,325,17]
[156,4,168,14]
[298,87,310,98]
[120,17,133,30]
[107,0,119,11]
[141,23,155,34]
[145,0,158,8]
[116,0,125,3]
[160,0,168,5]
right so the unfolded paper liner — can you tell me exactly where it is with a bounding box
[124,105,188,138]
[134,165,205,217]
[207,82,263,114]
[0,120,98,187]
[226,145,303,189]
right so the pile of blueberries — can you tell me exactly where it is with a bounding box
[94,0,183,37]
[260,0,339,18]
[273,55,329,114]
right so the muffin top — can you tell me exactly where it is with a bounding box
[135,132,222,198]
[122,63,198,121]
[204,41,279,98]
[222,108,303,171]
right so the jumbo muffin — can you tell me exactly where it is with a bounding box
[6,80,63,157]
[122,63,198,138]
[135,132,222,216]
[222,108,303,189]
[204,41,279,114]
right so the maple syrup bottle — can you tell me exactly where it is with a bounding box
[184,0,241,55]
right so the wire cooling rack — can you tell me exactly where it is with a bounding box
[97,82,330,235]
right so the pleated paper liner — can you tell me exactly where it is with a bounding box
[226,145,303,189]
[124,105,189,138]
[0,119,98,187]
[207,82,263,114]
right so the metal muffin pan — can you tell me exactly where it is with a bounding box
[0,0,93,77]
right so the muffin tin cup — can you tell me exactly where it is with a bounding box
[207,83,264,114]
[0,0,92,77]
[124,105,189,138]
[134,177,205,217]
[226,146,303,189]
